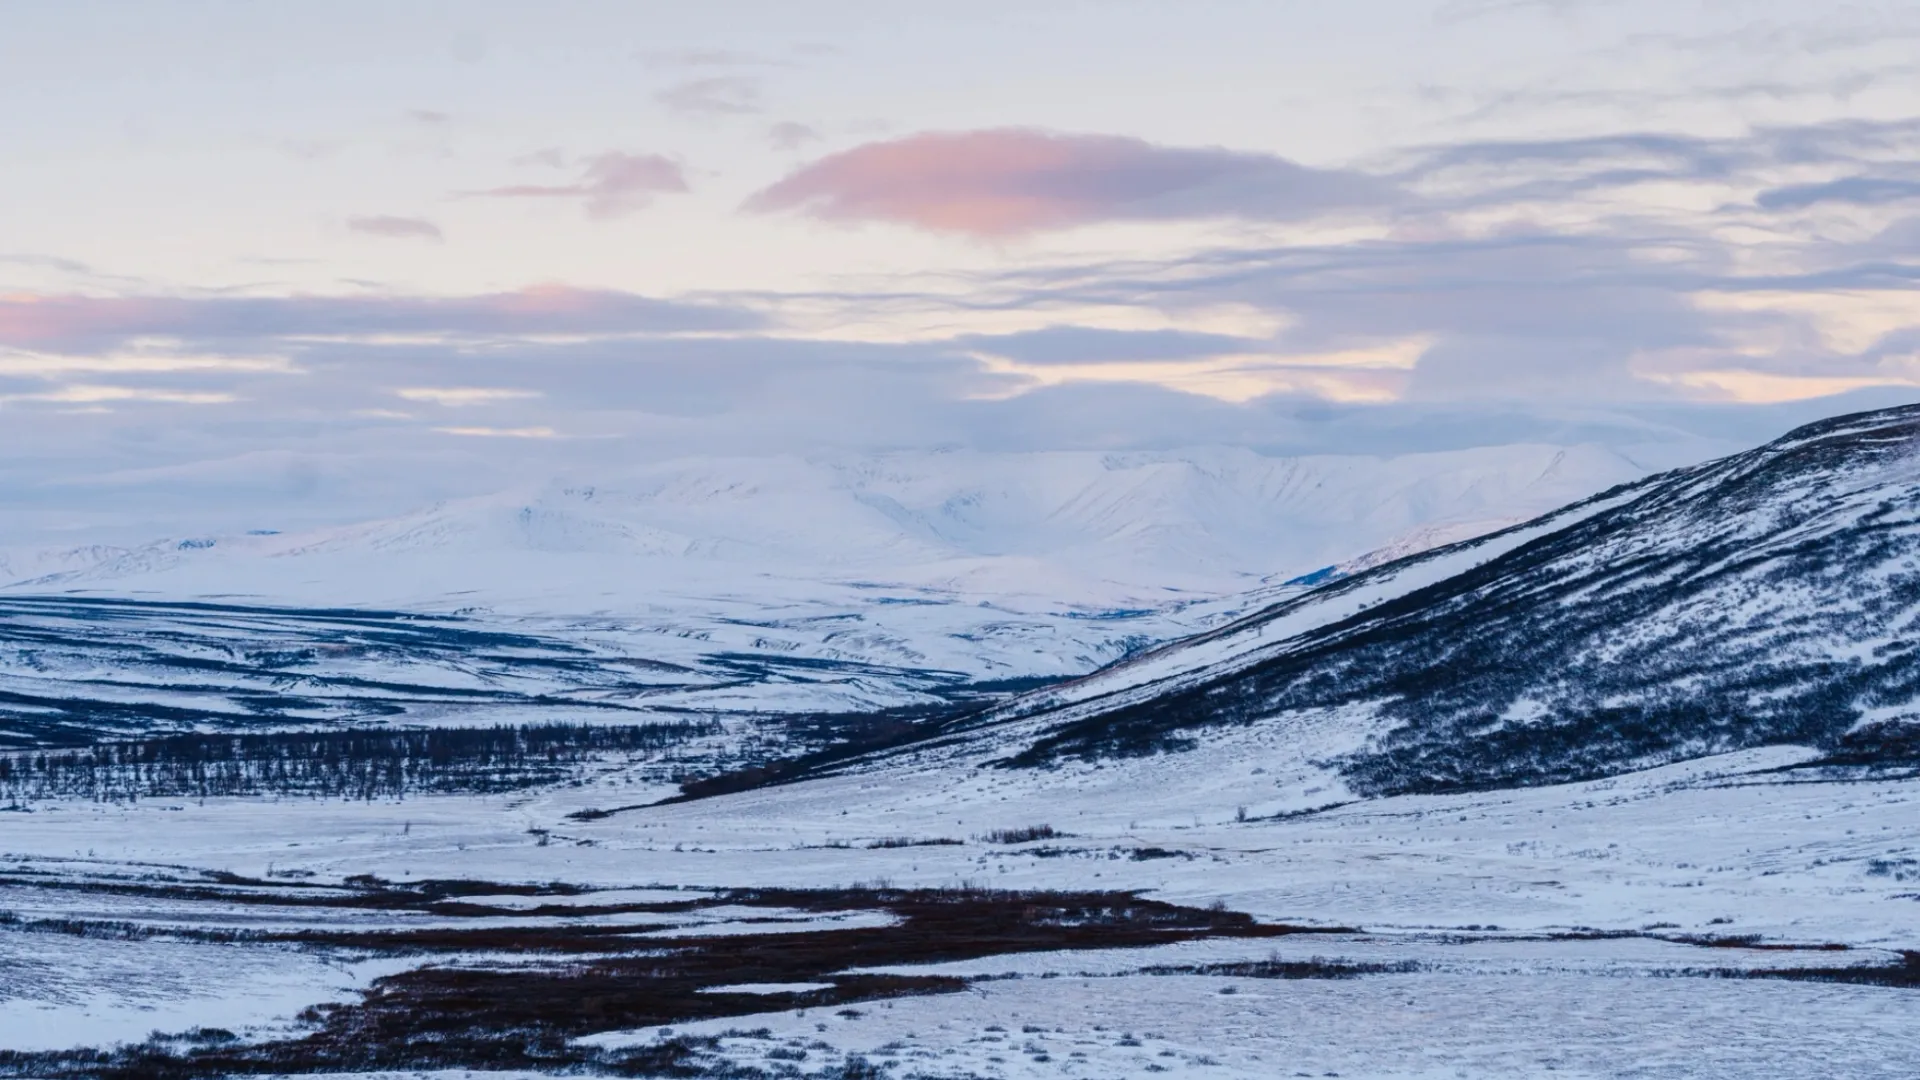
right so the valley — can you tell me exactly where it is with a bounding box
[4,410,1920,1078]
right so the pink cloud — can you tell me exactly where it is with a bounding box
[745,129,1390,237]
[346,215,444,241]
[0,295,176,347]
[477,152,688,218]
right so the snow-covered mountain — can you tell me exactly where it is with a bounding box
[796,404,1920,819]
[0,444,1644,730]
[3,443,1644,608]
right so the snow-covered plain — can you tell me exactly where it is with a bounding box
[597,971,1920,1079]
[3,742,1918,1076]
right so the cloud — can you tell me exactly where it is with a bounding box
[966,339,1426,404]
[767,122,821,151]
[346,215,444,242]
[0,253,92,273]
[0,349,292,377]
[0,315,1909,555]
[476,152,688,218]
[636,48,778,70]
[0,383,238,406]
[819,114,1920,407]
[745,129,1394,237]
[0,285,758,350]
[656,76,762,117]
[1641,369,1911,404]
[1433,0,1600,25]
[1391,118,1920,208]
[513,147,569,169]
[1757,177,1920,211]
[395,386,541,407]
[407,109,451,125]
[950,327,1270,366]
[8,115,1920,538]
[433,425,556,438]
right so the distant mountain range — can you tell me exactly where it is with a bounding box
[0,443,1644,741]
[2,443,1644,610]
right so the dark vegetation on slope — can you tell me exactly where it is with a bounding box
[655,699,978,808]
[0,693,1019,807]
[0,594,1073,801]
[993,405,1920,794]
[566,699,979,818]
[0,597,632,747]
[0,721,719,802]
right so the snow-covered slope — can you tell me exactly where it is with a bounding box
[822,404,1920,811]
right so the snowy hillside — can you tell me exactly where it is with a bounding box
[838,404,1920,815]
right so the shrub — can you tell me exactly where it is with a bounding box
[981,824,1058,844]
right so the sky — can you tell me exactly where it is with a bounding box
[3,0,1919,540]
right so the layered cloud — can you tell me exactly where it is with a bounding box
[5,116,1918,539]
[745,129,1392,237]
[965,342,1424,404]
[0,286,755,351]
[433,425,557,438]
[0,383,238,406]
[935,117,1920,406]
[1757,177,1920,211]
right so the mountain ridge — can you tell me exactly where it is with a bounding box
[753,403,1920,813]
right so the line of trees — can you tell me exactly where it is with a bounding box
[0,721,719,803]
